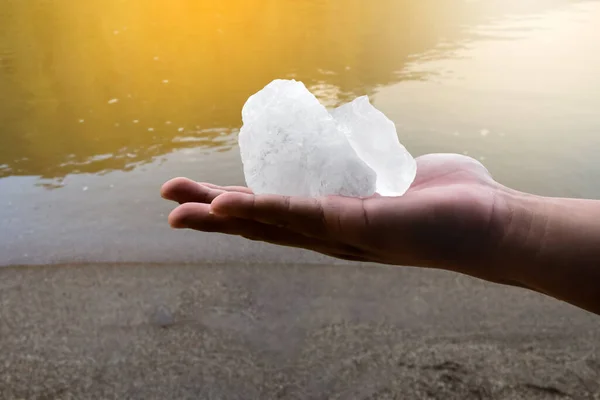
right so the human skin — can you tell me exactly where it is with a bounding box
[161,153,600,315]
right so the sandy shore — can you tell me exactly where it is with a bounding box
[1,262,599,399]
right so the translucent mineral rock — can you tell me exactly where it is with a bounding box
[238,79,416,197]
[332,96,416,196]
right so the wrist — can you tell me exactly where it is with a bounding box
[490,188,550,288]
[493,189,600,312]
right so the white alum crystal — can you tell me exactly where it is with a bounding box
[332,96,416,196]
[238,79,416,198]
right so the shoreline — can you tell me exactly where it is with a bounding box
[1,262,598,398]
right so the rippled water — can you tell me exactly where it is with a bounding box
[1,0,599,265]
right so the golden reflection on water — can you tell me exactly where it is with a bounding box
[0,0,478,179]
[0,0,592,179]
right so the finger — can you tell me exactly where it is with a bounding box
[170,201,313,239]
[210,192,338,239]
[161,178,251,204]
[169,202,231,230]
[168,202,364,257]
[161,177,214,204]
[199,182,253,194]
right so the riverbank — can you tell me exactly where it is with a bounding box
[1,262,598,399]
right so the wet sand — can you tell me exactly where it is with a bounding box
[1,262,599,399]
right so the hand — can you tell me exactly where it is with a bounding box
[161,154,515,284]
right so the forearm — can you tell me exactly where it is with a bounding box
[499,191,600,314]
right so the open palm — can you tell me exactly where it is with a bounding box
[162,153,511,282]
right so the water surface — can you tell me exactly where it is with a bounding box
[1,0,599,265]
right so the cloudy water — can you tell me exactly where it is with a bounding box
[1,0,599,265]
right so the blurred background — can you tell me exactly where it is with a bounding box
[1,0,600,265]
[1,1,600,398]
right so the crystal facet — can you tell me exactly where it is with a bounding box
[332,96,417,196]
[238,79,416,197]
